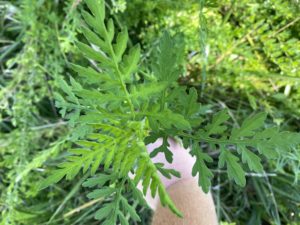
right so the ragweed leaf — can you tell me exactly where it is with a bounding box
[205,110,230,135]
[219,148,246,187]
[190,144,213,193]
[231,112,266,139]
[240,146,263,173]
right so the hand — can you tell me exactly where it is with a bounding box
[143,138,197,209]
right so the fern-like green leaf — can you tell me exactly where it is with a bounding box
[219,148,246,187]
[190,143,213,193]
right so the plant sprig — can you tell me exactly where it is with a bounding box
[39,0,300,223]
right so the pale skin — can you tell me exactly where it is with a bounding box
[145,139,218,225]
[152,179,218,225]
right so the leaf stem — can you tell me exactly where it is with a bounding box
[102,24,135,117]
[179,132,263,145]
[160,90,166,111]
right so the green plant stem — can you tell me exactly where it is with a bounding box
[102,24,135,117]
[179,132,263,145]
[160,90,166,111]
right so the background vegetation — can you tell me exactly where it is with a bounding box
[0,0,299,224]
